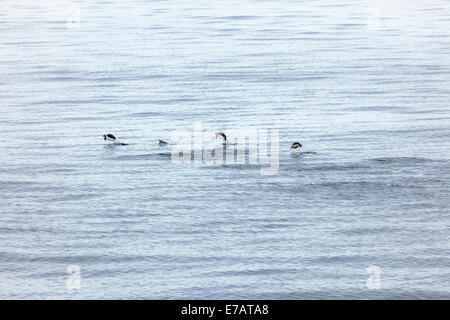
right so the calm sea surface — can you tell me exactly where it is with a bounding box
[0,0,449,299]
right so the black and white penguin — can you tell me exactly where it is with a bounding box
[103,134,116,142]
[290,142,302,149]
[215,132,227,142]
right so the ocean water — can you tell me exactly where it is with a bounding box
[0,0,449,299]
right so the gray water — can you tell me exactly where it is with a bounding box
[1,0,449,299]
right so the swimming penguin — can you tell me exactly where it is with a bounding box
[291,142,302,149]
[103,134,116,142]
[215,132,227,142]
[158,139,169,146]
